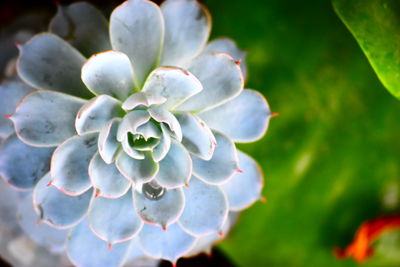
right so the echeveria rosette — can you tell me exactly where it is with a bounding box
[0,0,271,266]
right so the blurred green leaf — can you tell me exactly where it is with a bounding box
[333,0,400,99]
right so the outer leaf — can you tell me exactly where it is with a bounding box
[88,190,143,245]
[160,0,211,66]
[110,0,164,87]
[0,134,53,190]
[49,2,111,56]
[17,33,91,98]
[17,193,68,252]
[67,220,131,267]
[33,174,93,229]
[199,89,271,143]
[220,151,263,211]
[179,176,228,236]
[176,52,243,112]
[51,133,98,196]
[11,90,85,147]
[81,51,135,100]
[139,223,196,263]
[89,153,131,199]
[333,0,400,99]
[133,186,185,229]
[0,81,34,138]
[192,131,238,185]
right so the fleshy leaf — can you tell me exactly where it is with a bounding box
[133,186,185,228]
[115,151,159,183]
[121,137,145,160]
[33,174,93,229]
[220,151,263,211]
[148,107,182,141]
[204,38,248,79]
[142,67,202,109]
[110,0,164,87]
[75,95,122,135]
[17,193,68,252]
[160,0,211,67]
[67,220,131,267]
[51,133,98,196]
[179,176,228,236]
[89,153,131,199]
[176,112,216,160]
[139,223,196,263]
[98,118,121,164]
[122,91,166,111]
[0,134,53,190]
[192,131,238,185]
[333,0,400,99]
[199,89,271,143]
[81,51,135,100]
[88,190,143,245]
[152,124,172,162]
[17,33,91,98]
[12,90,85,147]
[0,80,34,138]
[49,2,111,56]
[176,52,243,112]
[116,110,150,142]
[155,140,192,188]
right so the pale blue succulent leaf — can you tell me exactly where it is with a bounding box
[176,112,216,160]
[81,51,135,100]
[17,193,68,252]
[115,151,159,183]
[110,0,164,87]
[152,124,172,162]
[49,2,111,57]
[125,237,148,263]
[117,110,150,142]
[160,0,211,67]
[0,81,34,138]
[0,134,54,189]
[204,38,248,79]
[133,187,185,228]
[11,90,86,147]
[75,95,122,135]
[155,140,192,188]
[179,176,228,236]
[121,137,145,160]
[192,131,238,185]
[139,223,196,263]
[136,121,162,140]
[175,52,243,112]
[89,153,131,199]
[98,118,121,164]
[17,33,91,98]
[33,174,93,229]
[67,219,131,267]
[122,91,166,111]
[186,214,231,257]
[148,107,182,141]
[142,67,202,110]
[89,189,143,244]
[51,133,98,195]
[220,151,263,211]
[199,89,271,143]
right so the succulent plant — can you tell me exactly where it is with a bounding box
[0,0,271,266]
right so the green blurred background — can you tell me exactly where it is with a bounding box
[202,0,400,266]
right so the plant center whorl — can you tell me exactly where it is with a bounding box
[142,181,165,200]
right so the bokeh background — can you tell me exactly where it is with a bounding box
[1,0,400,266]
